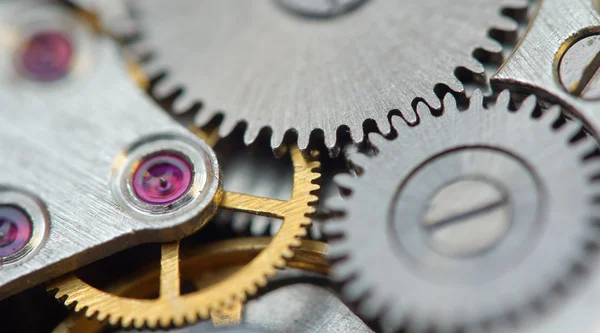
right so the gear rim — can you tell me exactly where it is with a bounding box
[48,145,320,329]
[324,90,600,332]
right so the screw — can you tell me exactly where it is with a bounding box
[276,0,366,19]
[422,179,511,258]
[558,34,600,100]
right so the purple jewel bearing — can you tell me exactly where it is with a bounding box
[111,134,221,222]
[0,188,50,266]
[0,206,32,258]
[132,153,194,205]
[17,30,74,82]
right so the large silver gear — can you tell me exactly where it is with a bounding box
[129,0,528,151]
[323,90,600,332]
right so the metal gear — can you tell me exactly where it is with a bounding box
[128,0,528,151]
[323,90,600,332]
[50,237,330,333]
[48,145,320,329]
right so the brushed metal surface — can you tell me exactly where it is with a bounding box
[130,0,527,151]
[492,0,600,135]
[0,2,220,299]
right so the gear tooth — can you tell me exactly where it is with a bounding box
[243,123,263,147]
[185,311,197,323]
[390,114,414,131]
[323,129,338,150]
[423,90,443,109]
[348,152,373,170]
[172,93,196,114]
[501,0,529,10]
[357,292,386,321]
[96,312,107,322]
[479,37,504,54]
[492,16,519,33]
[282,247,296,258]
[270,128,286,151]
[274,258,287,269]
[518,94,538,116]
[297,129,311,151]
[381,302,406,332]
[142,60,168,81]
[495,90,512,110]
[296,226,308,237]
[151,78,177,100]
[341,274,370,303]
[335,173,357,190]
[376,115,393,137]
[446,74,465,93]
[469,89,484,112]
[109,315,122,327]
[560,119,584,140]
[539,106,562,127]
[574,138,599,159]
[323,222,346,240]
[246,284,258,295]
[199,308,210,319]
[218,116,241,141]
[328,237,351,259]
[174,315,186,327]
[160,315,174,327]
[416,101,435,122]
[257,276,268,287]
[331,257,358,282]
[327,196,350,213]
[442,93,459,113]
[367,132,388,150]
[463,57,485,75]
[193,108,216,128]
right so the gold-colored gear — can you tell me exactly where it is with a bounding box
[48,144,320,328]
[52,237,329,333]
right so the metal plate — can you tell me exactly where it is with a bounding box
[0,2,220,299]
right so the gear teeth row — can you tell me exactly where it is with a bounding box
[126,0,529,153]
[324,89,600,333]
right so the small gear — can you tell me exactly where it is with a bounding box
[48,145,320,328]
[324,90,600,332]
[128,0,528,151]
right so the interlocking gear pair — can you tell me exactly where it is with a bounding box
[49,0,600,332]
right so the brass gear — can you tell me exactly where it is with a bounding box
[48,143,320,328]
[51,237,329,333]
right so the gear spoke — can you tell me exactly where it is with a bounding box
[159,242,181,299]
[220,192,288,218]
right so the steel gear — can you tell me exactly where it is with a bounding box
[323,90,600,332]
[48,145,320,329]
[128,0,528,151]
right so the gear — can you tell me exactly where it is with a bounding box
[128,0,528,151]
[323,90,600,332]
[51,237,329,333]
[48,145,320,329]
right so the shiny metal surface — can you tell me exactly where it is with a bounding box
[129,0,527,151]
[492,0,600,134]
[0,2,220,300]
[324,91,600,332]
